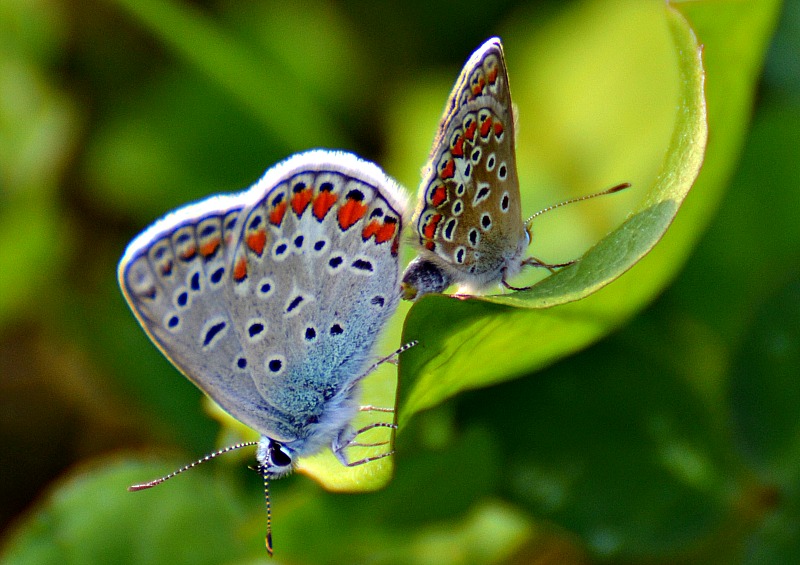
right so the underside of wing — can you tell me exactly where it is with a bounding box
[223,153,407,442]
[119,151,408,444]
[413,38,525,280]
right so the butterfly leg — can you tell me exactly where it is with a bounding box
[360,405,394,413]
[363,340,419,373]
[333,422,398,467]
[341,340,419,400]
[502,256,577,291]
[355,405,394,427]
[522,255,576,272]
[332,342,417,466]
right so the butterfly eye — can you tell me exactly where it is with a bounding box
[269,442,293,468]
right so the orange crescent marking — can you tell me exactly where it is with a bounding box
[375,222,397,244]
[480,115,492,138]
[200,238,220,257]
[464,120,477,141]
[269,201,287,226]
[451,134,464,157]
[471,77,485,96]
[291,188,313,216]
[430,184,447,207]
[247,230,267,255]
[422,213,442,239]
[362,219,380,240]
[493,121,504,137]
[233,257,248,282]
[313,190,337,221]
[180,246,196,260]
[338,199,367,230]
[487,66,498,85]
[439,159,455,180]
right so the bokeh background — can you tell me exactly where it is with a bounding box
[1,0,798,563]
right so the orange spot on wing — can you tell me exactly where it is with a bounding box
[430,184,447,207]
[200,238,220,257]
[233,257,248,282]
[363,217,399,245]
[375,220,397,244]
[338,199,367,230]
[291,188,313,216]
[493,121,504,137]
[487,65,498,85]
[471,77,485,96]
[362,220,380,240]
[464,120,477,141]
[180,246,196,260]
[313,190,337,221]
[160,261,173,276]
[247,230,267,255]
[269,201,287,226]
[422,214,442,239]
[451,134,464,157]
[424,241,435,251]
[439,159,455,180]
[480,115,492,137]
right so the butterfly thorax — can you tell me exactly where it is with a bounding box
[402,225,527,298]
[254,377,363,467]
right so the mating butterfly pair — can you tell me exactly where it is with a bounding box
[119,37,626,554]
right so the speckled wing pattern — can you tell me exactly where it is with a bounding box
[411,37,525,285]
[119,151,407,448]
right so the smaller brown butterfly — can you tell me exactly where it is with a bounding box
[401,37,629,300]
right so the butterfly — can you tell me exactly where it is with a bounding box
[402,37,628,300]
[119,150,411,553]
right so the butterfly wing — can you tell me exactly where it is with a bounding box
[411,37,526,289]
[222,151,407,449]
[119,151,407,452]
[119,192,277,427]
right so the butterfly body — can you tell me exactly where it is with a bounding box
[403,37,528,299]
[119,150,408,475]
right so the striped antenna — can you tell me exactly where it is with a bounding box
[128,441,258,491]
[524,182,630,226]
[261,466,274,556]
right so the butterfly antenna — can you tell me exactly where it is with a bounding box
[128,441,258,491]
[260,465,274,556]
[524,182,630,226]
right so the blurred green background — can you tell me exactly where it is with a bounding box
[1,0,798,563]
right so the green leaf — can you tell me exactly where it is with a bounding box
[0,459,257,565]
[398,2,708,426]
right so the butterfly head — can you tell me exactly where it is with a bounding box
[523,221,534,247]
[256,437,296,478]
